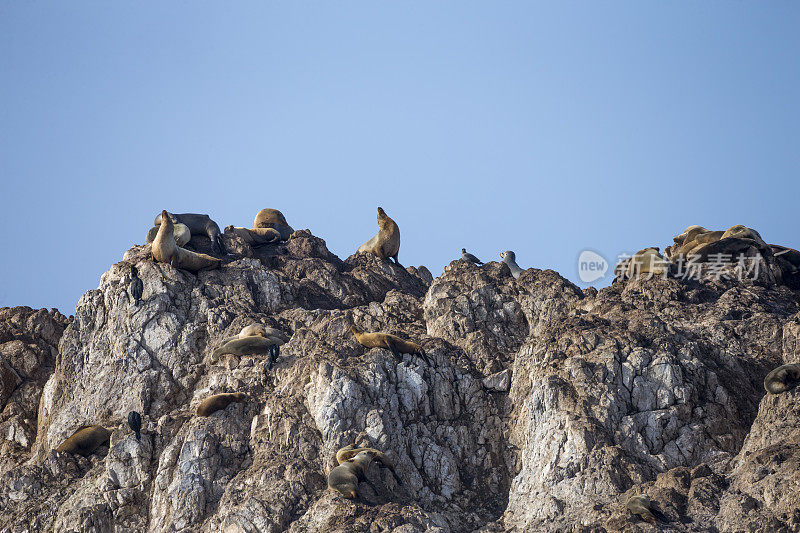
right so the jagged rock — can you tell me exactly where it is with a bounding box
[2,228,800,532]
[0,307,69,475]
[482,370,511,392]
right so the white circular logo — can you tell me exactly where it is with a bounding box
[577,250,608,283]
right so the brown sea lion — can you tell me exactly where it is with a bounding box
[224,226,282,245]
[155,211,226,255]
[196,392,247,417]
[764,363,800,394]
[626,495,656,523]
[357,207,401,265]
[350,326,429,363]
[146,223,191,247]
[152,210,221,272]
[55,425,111,456]
[210,325,290,367]
[254,208,294,241]
[327,449,401,500]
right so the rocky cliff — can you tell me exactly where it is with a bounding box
[1,228,799,532]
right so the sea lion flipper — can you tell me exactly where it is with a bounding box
[385,339,401,361]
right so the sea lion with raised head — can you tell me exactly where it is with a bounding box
[500,251,524,279]
[461,248,483,265]
[55,425,111,456]
[357,207,401,265]
[146,223,191,247]
[152,210,222,272]
[254,208,294,241]
[764,363,800,394]
[350,326,430,364]
[155,211,226,255]
[196,392,247,417]
[328,449,401,500]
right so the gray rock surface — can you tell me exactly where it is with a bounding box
[1,229,799,532]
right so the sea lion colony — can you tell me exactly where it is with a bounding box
[57,209,799,514]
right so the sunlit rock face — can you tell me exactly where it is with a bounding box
[1,228,800,532]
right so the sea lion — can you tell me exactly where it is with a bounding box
[129,265,144,305]
[196,392,247,417]
[461,248,483,265]
[224,226,282,245]
[155,211,226,255]
[210,325,289,367]
[327,449,401,500]
[238,323,290,343]
[152,210,222,272]
[764,363,800,394]
[626,495,656,524]
[721,224,768,248]
[146,223,191,247]
[500,250,523,279]
[55,425,111,456]
[128,411,142,441]
[253,208,294,241]
[357,207,401,265]
[624,247,669,280]
[350,326,430,363]
[665,225,725,261]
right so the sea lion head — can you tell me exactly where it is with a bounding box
[462,248,467,254]
[232,392,248,402]
[350,325,362,336]
[224,225,234,233]
[500,251,516,261]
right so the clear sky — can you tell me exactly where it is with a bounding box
[1,2,798,314]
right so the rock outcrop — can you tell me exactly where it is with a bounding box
[1,228,799,532]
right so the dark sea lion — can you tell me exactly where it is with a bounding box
[764,363,800,394]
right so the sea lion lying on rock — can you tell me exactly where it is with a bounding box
[196,392,247,417]
[254,208,294,241]
[210,324,290,367]
[764,363,800,394]
[664,224,769,263]
[615,247,669,282]
[155,211,226,255]
[328,446,402,500]
[55,425,111,456]
[350,326,430,364]
[224,226,282,245]
[152,210,221,272]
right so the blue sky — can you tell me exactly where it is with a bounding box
[1,2,798,313]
